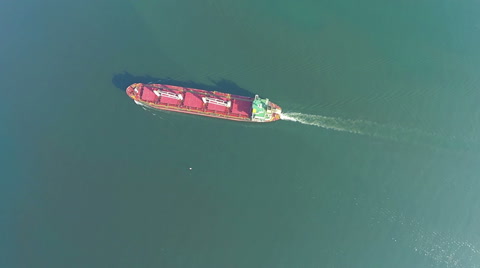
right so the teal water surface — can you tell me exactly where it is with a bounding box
[2,0,480,267]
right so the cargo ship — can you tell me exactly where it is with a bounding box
[126,83,282,122]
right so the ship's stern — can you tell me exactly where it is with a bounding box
[251,95,282,122]
[270,103,282,122]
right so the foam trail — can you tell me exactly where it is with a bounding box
[135,100,164,119]
[280,112,477,150]
[280,113,368,135]
[280,112,415,140]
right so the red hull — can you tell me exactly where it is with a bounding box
[126,83,281,122]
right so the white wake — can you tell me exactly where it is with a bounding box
[280,112,368,135]
[280,112,476,150]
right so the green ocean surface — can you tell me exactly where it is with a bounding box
[2,0,480,267]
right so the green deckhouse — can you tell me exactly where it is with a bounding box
[251,95,281,122]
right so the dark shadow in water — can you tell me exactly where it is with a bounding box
[112,72,255,97]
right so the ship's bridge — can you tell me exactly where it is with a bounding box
[251,95,281,122]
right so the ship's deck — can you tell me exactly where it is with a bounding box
[135,84,253,119]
